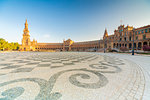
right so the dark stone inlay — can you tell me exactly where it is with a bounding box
[0,87,24,100]
[89,64,108,69]
[51,65,64,68]
[1,65,22,69]
[18,61,30,63]
[0,63,12,66]
[0,74,6,76]
[11,68,34,73]
[37,64,51,67]
[26,62,39,65]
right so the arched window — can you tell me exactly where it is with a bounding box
[129,43,132,49]
[138,42,142,50]
[143,42,147,46]
[129,37,132,41]
[124,37,126,41]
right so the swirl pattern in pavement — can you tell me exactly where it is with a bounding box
[0,52,145,100]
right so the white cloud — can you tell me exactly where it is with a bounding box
[43,34,50,38]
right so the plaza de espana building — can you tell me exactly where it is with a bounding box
[20,20,150,52]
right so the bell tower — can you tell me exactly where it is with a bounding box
[20,19,31,51]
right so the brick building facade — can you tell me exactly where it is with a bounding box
[104,25,150,51]
[20,20,150,52]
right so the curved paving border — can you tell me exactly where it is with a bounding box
[96,53,146,100]
[110,59,145,100]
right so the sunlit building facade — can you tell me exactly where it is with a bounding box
[20,20,150,52]
[104,25,150,51]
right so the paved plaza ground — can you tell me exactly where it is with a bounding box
[0,52,149,100]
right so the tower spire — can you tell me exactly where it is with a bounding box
[23,19,29,34]
[104,28,108,37]
[25,19,28,29]
[26,19,27,23]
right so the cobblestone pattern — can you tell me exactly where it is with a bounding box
[0,52,145,100]
[0,52,97,75]
[110,60,145,100]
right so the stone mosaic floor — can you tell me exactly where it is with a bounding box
[97,53,150,100]
[0,52,146,100]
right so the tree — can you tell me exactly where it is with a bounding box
[13,42,20,50]
[0,38,20,51]
[0,38,7,51]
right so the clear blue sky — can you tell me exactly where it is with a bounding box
[0,0,150,43]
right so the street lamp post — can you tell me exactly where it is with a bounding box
[98,40,100,52]
[132,28,135,55]
[104,39,106,53]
